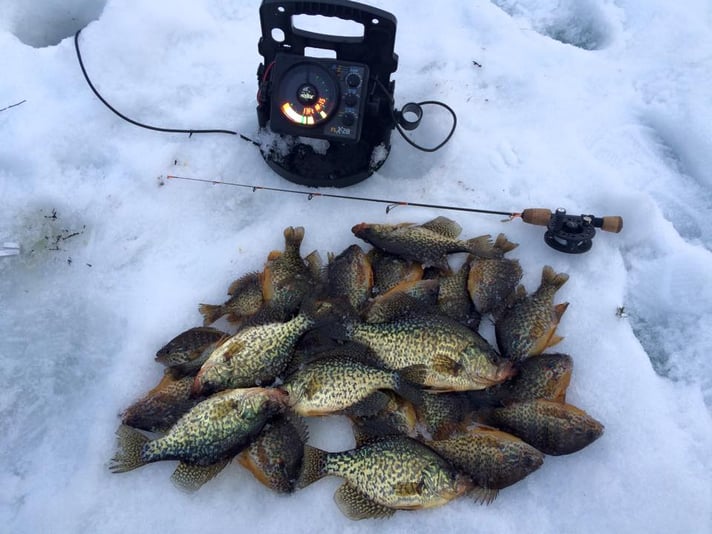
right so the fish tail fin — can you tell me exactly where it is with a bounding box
[296,444,329,489]
[394,365,427,405]
[108,424,151,473]
[465,235,501,259]
[541,265,569,290]
[493,233,519,254]
[198,303,225,326]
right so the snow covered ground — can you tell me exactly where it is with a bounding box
[1,0,711,532]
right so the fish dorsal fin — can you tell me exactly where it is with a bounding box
[334,483,395,521]
[171,459,230,493]
[283,411,310,444]
[227,271,262,296]
[420,216,462,239]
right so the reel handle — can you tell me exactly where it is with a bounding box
[599,216,624,233]
[520,209,623,233]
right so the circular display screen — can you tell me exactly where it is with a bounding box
[276,62,339,127]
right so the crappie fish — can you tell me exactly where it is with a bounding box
[121,371,205,433]
[495,265,569,361]
[468,234,523,316]
[109,387,288,491]
[349,391,420,440]
[237,413,308,493]
[432,262,481,330]
[256,226,317,323]
[352,216,498,270]
[199,271,264,326]
[468,353,573,407]
[154,326,227,377]
[281,355,425,416]
[334,313,514,391]
[193,303,330,396]
[482,399,604,456]
[361,279,439,323]
[325,244,373,312]
[297,435,474,520]
[424,426,544,500]
[368,248,423,295]
[416,390,475,440]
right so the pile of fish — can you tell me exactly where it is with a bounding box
[110,216,603,520]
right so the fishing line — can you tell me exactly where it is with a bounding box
[166,174,518,218]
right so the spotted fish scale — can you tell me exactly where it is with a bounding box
[141,387,286,465]
[495,265,569,361]
[352,216,497,270]
[347,313,513,391]
[193,312,316,395]
[299,435,472,515]
[282,355,423,416]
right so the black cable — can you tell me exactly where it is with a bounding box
[374,78,457,152]
[74,28,259,145]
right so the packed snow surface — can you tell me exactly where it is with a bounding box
[1,1,711,532]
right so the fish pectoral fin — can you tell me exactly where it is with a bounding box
[395,479,426,497]
[171,459,230,493]
[432,354,464,376]
[334,483,395,521]
[470,486,499,505]
[341,391,391,418]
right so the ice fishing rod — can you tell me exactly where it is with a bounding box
[166,175,623,254]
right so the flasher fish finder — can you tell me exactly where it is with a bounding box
[256,0,399,187]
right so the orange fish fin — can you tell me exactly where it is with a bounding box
[554,302,570,322]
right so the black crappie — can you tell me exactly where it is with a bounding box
[483,399,604,456]
[424,426,544,501]
[109,387,288,491]
[198,271,264,326]
[352,217,498,270]
[154,326,227,377]
[297,435,474,520]
[335,313,514,391]
[469,353,573,407]
[281,354,425,416]
[237,413,308,493]
[324,244,373,312]
[121,371,205,433]
[431,262,481,330]
[468,234,523,316]
[368,248,423,295]
[495,265,569,361]
[193,303,331,396]
[255,226,317,323]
